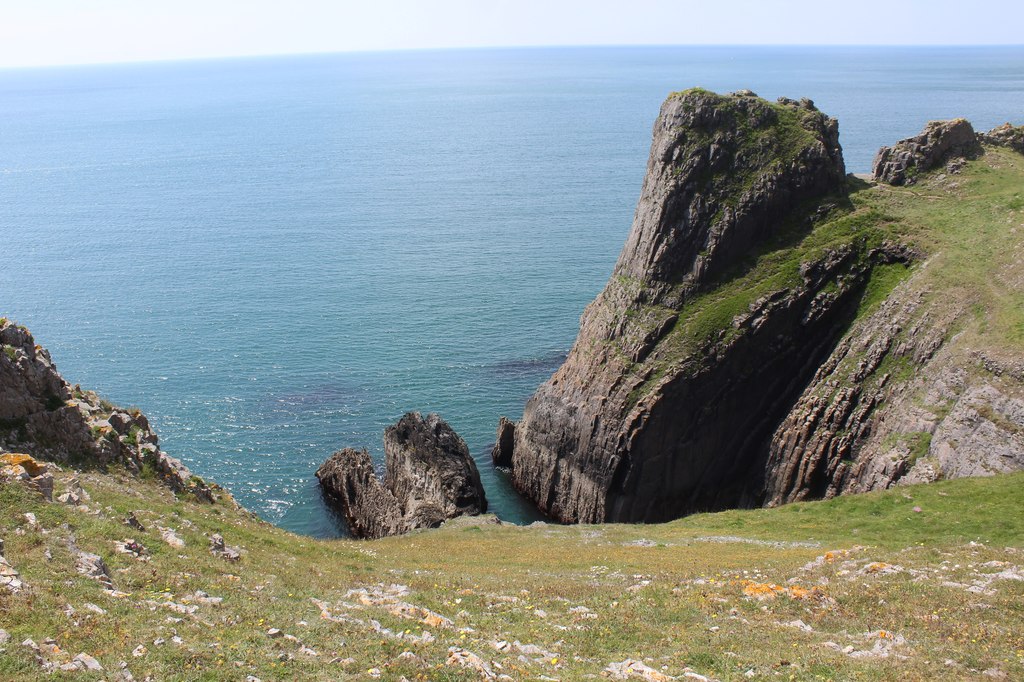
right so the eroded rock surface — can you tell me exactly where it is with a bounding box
[871,119,982,185]
[499,90,887,524]
[979,123,1024,155]
[317,412,486,538]
[498,94,1024,524]
[316,448,406,539]
[0,319,213,500]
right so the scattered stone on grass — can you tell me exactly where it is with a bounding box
[209,533,241,562]
[447,646,496,679]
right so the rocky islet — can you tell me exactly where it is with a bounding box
[316,412,487,538]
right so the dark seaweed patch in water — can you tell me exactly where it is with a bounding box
[489,350,568,379]
[273,382,363,407]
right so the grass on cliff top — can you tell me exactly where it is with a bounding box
[622,145,1024,408]
[667,89,824,214]
[865,146,1024,352]
[621,196,898,407]
[2,467,1024,681]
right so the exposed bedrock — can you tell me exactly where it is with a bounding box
[317,412,487,539]
[613,89,846,296]
[497,89,890,524]
[499,104,1024,524]
[0,318,214,501]
[871,118,982,186]
[979,122,1024,155]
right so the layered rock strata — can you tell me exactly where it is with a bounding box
[495,89,884,523]
[761,121,1024,504]
[317,412,486,538]
[496,93,1024,524]
[0,319,213,501]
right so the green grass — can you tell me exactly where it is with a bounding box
[855,262,912,319]
[2,466,1024,681]
[622,201,897,407]
[864,147,1024,354]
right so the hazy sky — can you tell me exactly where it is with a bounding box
[1,0,1022,69]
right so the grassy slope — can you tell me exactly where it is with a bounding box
[2,153,1024,682]
[1,466,1023,682]
[863,147,1024,353]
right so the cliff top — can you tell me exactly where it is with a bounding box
[2,450,1024,680]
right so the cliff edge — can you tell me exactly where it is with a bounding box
[0,318,214,501]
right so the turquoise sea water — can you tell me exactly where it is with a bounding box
[2,47,1022,536]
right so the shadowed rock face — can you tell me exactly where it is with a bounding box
[498,105,1024,525]
[495,89,878,524]
[317,412,486,539]
[871,119,982,186]
[0,319,214,501]
[315,448,406,539]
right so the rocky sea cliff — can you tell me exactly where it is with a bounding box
[494,89,1024,524]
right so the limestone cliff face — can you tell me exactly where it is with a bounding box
[612,90,845,295]
[496,90,893,524]
[0,319,214,500]
[496,92,1024,524]
[763,275,1024,503]
[317,412,486,538]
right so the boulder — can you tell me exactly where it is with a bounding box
[209,533,242,562]
[0,452,54,501]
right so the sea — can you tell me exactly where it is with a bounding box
[2,46,1022,536]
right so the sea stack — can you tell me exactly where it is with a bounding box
[317,412,486,539]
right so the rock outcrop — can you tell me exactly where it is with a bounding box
[979,122,1024,155]
[496,92,1024,524]
[317,412,486,538]
[495,89,894,524]
[763,286,1024,504]
[871,119,982,185]
[316,448,406,539]
[0,318,213,501]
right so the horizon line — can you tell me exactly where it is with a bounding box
[2,42,1023,72]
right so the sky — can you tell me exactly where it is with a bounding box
[1,0,1022,69]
